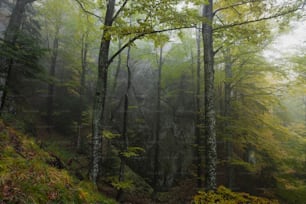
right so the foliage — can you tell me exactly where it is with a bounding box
[192,186,279,204]
[121,146,145,158]
[0,120,116,203]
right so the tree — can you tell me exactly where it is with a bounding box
[198,0,304,191]
[90,0,116,184]
[0,0,36,113]
[194,26,203,188]
[153,45,163,195]
[202,0,217,191]
[116,43,131,202]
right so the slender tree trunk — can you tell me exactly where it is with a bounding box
[47,29,59,131]
[224,49,234,189]
[195,26,203,188]
[112,39,122,92]
[202,1,217,191]
[0,0,35,113]
[110,40,122,122]
[116,45,131,202]
[77,33,88,152]
[90,0,115,185]
[153,46,163,195]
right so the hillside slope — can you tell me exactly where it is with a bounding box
[0,120,116,203]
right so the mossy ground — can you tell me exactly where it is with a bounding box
[0,120,116,203]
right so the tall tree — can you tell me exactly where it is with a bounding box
[202,0,217,191]
[90,0,116,184]
[116,44,131,202]
[198,0,303,191]
[153,45,163,195]
[194,26,202,188]
[46,25,59,130]
[0,0,36,113]
[223,48,234,189]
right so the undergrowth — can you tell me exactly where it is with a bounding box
[192,186,279,204]
[0,120,116,203]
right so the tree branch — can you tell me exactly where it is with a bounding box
[214,46,223,56]
[73,0,103,21]
[108,26,195,65]
[214,5,302,31]
[112,0,129,22]
[213,0,262,16]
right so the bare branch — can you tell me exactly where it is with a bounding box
[215,15,225,26]
[108,26,195,65]
[214,46,223,56]
[112,0,129,22]
[73,0,103,21]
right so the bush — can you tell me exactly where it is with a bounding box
[192,186,279,204]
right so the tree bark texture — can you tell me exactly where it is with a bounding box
[90,0,115,184]
[202,1,217,191]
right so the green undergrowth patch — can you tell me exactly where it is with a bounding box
[192,186,279,204]
[0,120,116,203]
[275,174,306,204]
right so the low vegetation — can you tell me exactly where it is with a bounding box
[0,120,115,203]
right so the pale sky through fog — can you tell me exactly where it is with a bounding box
[264,19,306,62]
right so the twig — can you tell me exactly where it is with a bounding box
[73,0,103,21]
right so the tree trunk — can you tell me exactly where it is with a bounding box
[47,29,59,131]
[90,0,115,185]
[77,32,88,152]
[112,39,122,92]
[0,0,35,113]
[153,46,163,195]
[116,45,131,202]
[195,26,203,188]
[202,1,217,191]
[110,40,122,122]
[224,49,234,189]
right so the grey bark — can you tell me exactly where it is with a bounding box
[202,1,217,191]
[0,0,35,113]
[90,0,115,184]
